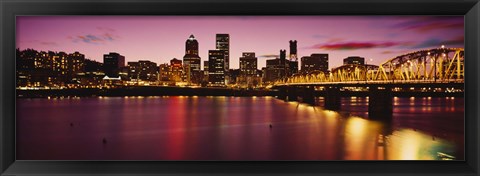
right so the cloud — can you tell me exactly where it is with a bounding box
[312,41,407,50]
[392,17,463,33]
[70,27,120,44]
[39,41,58,46]
[258,54,279,58]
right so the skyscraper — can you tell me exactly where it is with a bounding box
[208,50,225,86]
[103,52,125,78]
[183,34,201,84]
[216,34,230,71]
[185,34,199,55]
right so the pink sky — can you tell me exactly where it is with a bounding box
[16,16,464,69]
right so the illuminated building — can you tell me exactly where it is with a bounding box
[183,34,201,84]
[170,58,183,82]
[264,50,288,83]
[103,52,125,78]
[208,50,225,86]
[203,61,209,82]
[216,34,230,84]
[216,34,230,71]
[239,52,260,87]
[301,53,329,73]
[344,56,365,65]
[16,49,85,88]
[185,34,199,55]
[127,60,158,82]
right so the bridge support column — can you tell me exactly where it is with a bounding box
[301,86,315,105]
[277,86,287,101]
[325,86,341,110]
[368,86,393,120]
[287,86,298,101]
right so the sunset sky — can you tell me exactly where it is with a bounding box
[16,16,464,69]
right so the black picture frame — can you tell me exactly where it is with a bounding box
[1,0,479,175]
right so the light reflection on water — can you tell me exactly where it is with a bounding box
[16,96,463,160]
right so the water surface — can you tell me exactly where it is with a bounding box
[17,96,464,160]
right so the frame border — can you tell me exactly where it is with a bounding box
[1,0,479,175]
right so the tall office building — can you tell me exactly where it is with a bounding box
[343,56,365,65]
[183,35,201,84]
[239,52,259,87]
[301,53,329,73]
[208,50,225,86]
[289,40,298,61]
[185,34,199,55]
[216,34,230,71]
[103,52,125,78]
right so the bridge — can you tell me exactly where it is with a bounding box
[271,48,464,120]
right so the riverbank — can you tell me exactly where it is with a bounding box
[16,86,463,98]
[16,86,275,98]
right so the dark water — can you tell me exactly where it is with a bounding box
[17,96,464,160]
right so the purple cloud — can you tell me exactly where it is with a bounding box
[39,41,58,46]
[392,17,463,33]
[312,41,408,50]
[70,27,119,44]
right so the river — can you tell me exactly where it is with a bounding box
[16,96,464,160]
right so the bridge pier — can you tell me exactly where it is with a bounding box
[368,86,393,120]
[277,86,287,101]
[325,86,341,110]
[301,86,316,105]
[287,86,298,101]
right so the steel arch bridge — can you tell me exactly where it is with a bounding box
[275,48,464,85]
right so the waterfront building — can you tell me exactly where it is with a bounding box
[239,52,259,87]
[170,58,183,83]
[103,52,125,78]
[203,61,209,82]
[216,34,230,84]
[344,56,365,65]
[301,53,329,73]
[216,34,230,71]
[208,50,226,86]
[127,60,158,82]
[264,50,289,83]
[229,69,240,85]
[16,49,86,88]
[183,35,201,84]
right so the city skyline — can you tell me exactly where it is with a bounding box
[17,16,464,69]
